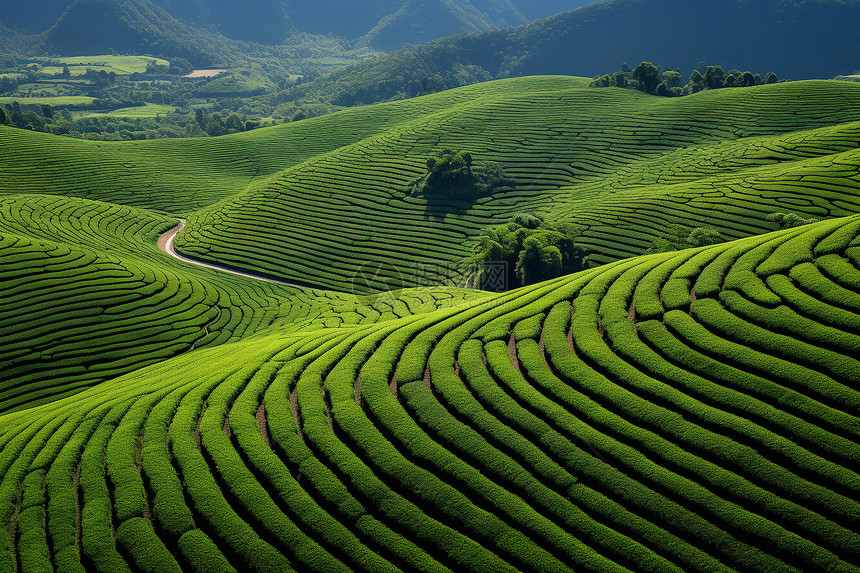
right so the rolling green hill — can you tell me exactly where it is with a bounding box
[0,193,485,412]
[0,213,858,571]
[177,78,860,291]
[4,77,860,292]
[2,74,860,572]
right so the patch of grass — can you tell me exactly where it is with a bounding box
[42,55,170,76]
[0,96,96,106]
[85,103,178,118]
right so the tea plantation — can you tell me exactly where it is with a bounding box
[2,76,860,572]
[0,194,485,413]
[1,214,859,571]
[175,78,860,291]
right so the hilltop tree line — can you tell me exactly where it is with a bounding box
[0,100,260,139]
[591,62,779,96]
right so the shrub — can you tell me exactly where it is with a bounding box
[408,150,515,202]
[471,217,588,291]
[766,212,819,230]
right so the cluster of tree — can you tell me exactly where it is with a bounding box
[470,213,589,291]
[766,212,819,229]
[194,108,254,136]
[646,225,726,253]
[409,150,515,202]
[0,102,72,132]
[0,71,36,94]
[81,69,119,85]
[645,212,821,255]
[590,62,779,96]
[0,100,267,140]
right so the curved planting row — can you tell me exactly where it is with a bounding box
[0,194,489,412]
[176,79,860,291]
[2,215,857,572]
[0,78,588,214]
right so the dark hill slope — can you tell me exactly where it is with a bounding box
[43,0,242,65]
[352,0,520,51]
[0,0,71,33]
[0,0,530,51]
[489,0,860,79]
[291,0,526,50]
[516,0,593,19]
[149,0,528,48]
[290,0,860,107]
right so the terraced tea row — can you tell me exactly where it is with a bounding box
[0,78,590,214]
[175,79,860,291]
[1,215,857,572]
[0,194,489,412]
[4,78,860,291]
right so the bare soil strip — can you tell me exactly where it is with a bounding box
[256,403,270,446]
[507,332,521,372]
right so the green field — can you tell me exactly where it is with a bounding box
[39,55,171,76]
[84,103,178,118]
[0,95,96,107]
[1,76,860,572]
[13,83,67,95]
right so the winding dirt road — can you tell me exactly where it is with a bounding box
[157,220,311,288]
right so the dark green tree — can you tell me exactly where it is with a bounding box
[225,114,244,132]
[662,70,681,88]
[167,58,193,76]
[471,215,588,289]
[41,104,54,119]
[612,70,629,87]
[516,236,562,286]
[766,72,779,84]
[412,150,513,202]
[704,66,725,89]
[589,74,612,88]
[632,61,661,94]
[10,101,22,126]
[0,107,5,125]
[687,70,706,93]
[724,70,742,87]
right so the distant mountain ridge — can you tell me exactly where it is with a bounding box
[0,0,596,52]
[287,0,860,107]
[44,0,227,63]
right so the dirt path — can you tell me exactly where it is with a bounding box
[158,220,310,288]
